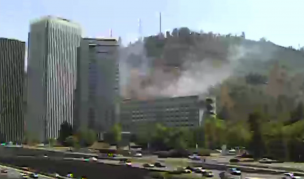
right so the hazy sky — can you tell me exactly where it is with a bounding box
[0,0,303,48]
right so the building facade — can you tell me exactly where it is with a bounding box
[26,16,82,141]
[0,38,25,142]
[120,95,205,133]
[74,38,119,133]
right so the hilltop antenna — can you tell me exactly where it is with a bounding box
[109,29,113,37]
[138,18,142,41]
[159,12,162,34]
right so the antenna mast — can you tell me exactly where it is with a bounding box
[138,18,142,41]
[159,12,162,34]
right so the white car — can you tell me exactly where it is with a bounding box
[282,173,302,179]
[89,157,98,162]
[134,153,142,157]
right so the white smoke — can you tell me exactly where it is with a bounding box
[119,36,270,99]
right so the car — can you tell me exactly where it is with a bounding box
[202,170,213,177]
[185,166,194,171]
[30,173,39,178]
[21,167,30,171]
[20,173,29,179]
[170,167,187,175]
[193,167,206,173]
[259,158,273,164]
[89,157,98,162]
[282,172,303,179]
[228,168,241,175]
[66,173,74,178]
[188,154,201,160]
[134,153,142,157]
[183,168,192,174]
[1,169,8,173]
[143,163,154,168]
[119,160,132,166]
[154,162,166,168]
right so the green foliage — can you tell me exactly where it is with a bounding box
[58,121,73,145]
[111,123,122,144]
[23,132,39,145]
[65,136,78,147]
[203,118,226,149]
[48,138,56,146]
[76,129,97,147]
[225,122,251,148]
[103,123,122,146]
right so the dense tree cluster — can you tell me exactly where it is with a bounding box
[130,112,304,161]
[56,121,97,148]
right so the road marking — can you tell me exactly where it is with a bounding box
[0,164,55,179]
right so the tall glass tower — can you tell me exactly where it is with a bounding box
[0,38,25,142]
[26,16,82,141]
[74,38,119,134]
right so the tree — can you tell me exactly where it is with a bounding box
[65,136,78,147]
[110,123,122,146]
[165,127,190,149]
[204,118,226,149]
[48,138,56,146]
[58,121,73,145]
[290,102,304,123]
[77,129,96,147]
[247,111,265,158]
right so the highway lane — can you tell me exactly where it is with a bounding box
[0,166,53,179]
[10,156,285,179]
[63,157,283,179]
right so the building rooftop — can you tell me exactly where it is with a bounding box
[30,16,82,29]
[0,38,25,43]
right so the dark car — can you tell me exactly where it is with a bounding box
[154,162,166,168]
[1,169,7,173]
[143,163,154,168]
[29,173,39,178]
[185,166,194,171]
[202,170,214,177]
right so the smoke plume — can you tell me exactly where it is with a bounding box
[119,35,269,100]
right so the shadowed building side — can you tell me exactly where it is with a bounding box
[74,38,120,134]
[0,38,25,142]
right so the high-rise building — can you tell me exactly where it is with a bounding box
[26,16,82,141]
[74,38,119,133]
[0,38,25,142]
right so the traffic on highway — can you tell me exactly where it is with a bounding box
[0,153,302,179]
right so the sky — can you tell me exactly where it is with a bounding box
[0,0,303,48]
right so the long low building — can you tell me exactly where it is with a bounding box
[120,95,207,133]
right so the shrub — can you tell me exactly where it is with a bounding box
[229,158,240,163]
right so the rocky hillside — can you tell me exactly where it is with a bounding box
[121,27,304,122]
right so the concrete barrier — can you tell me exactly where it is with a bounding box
[0,156,150,179]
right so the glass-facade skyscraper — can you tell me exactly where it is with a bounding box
[0,38,25,142]
[74,38,119,133]
[26,16,82,141]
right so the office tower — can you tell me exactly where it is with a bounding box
[74,38,119,133]
[26,16,82,142]
[0,38,25,142]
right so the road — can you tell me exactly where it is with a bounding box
[63,157,283,179]
[0,166,52,179]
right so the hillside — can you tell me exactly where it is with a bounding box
[121,27,304,122]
